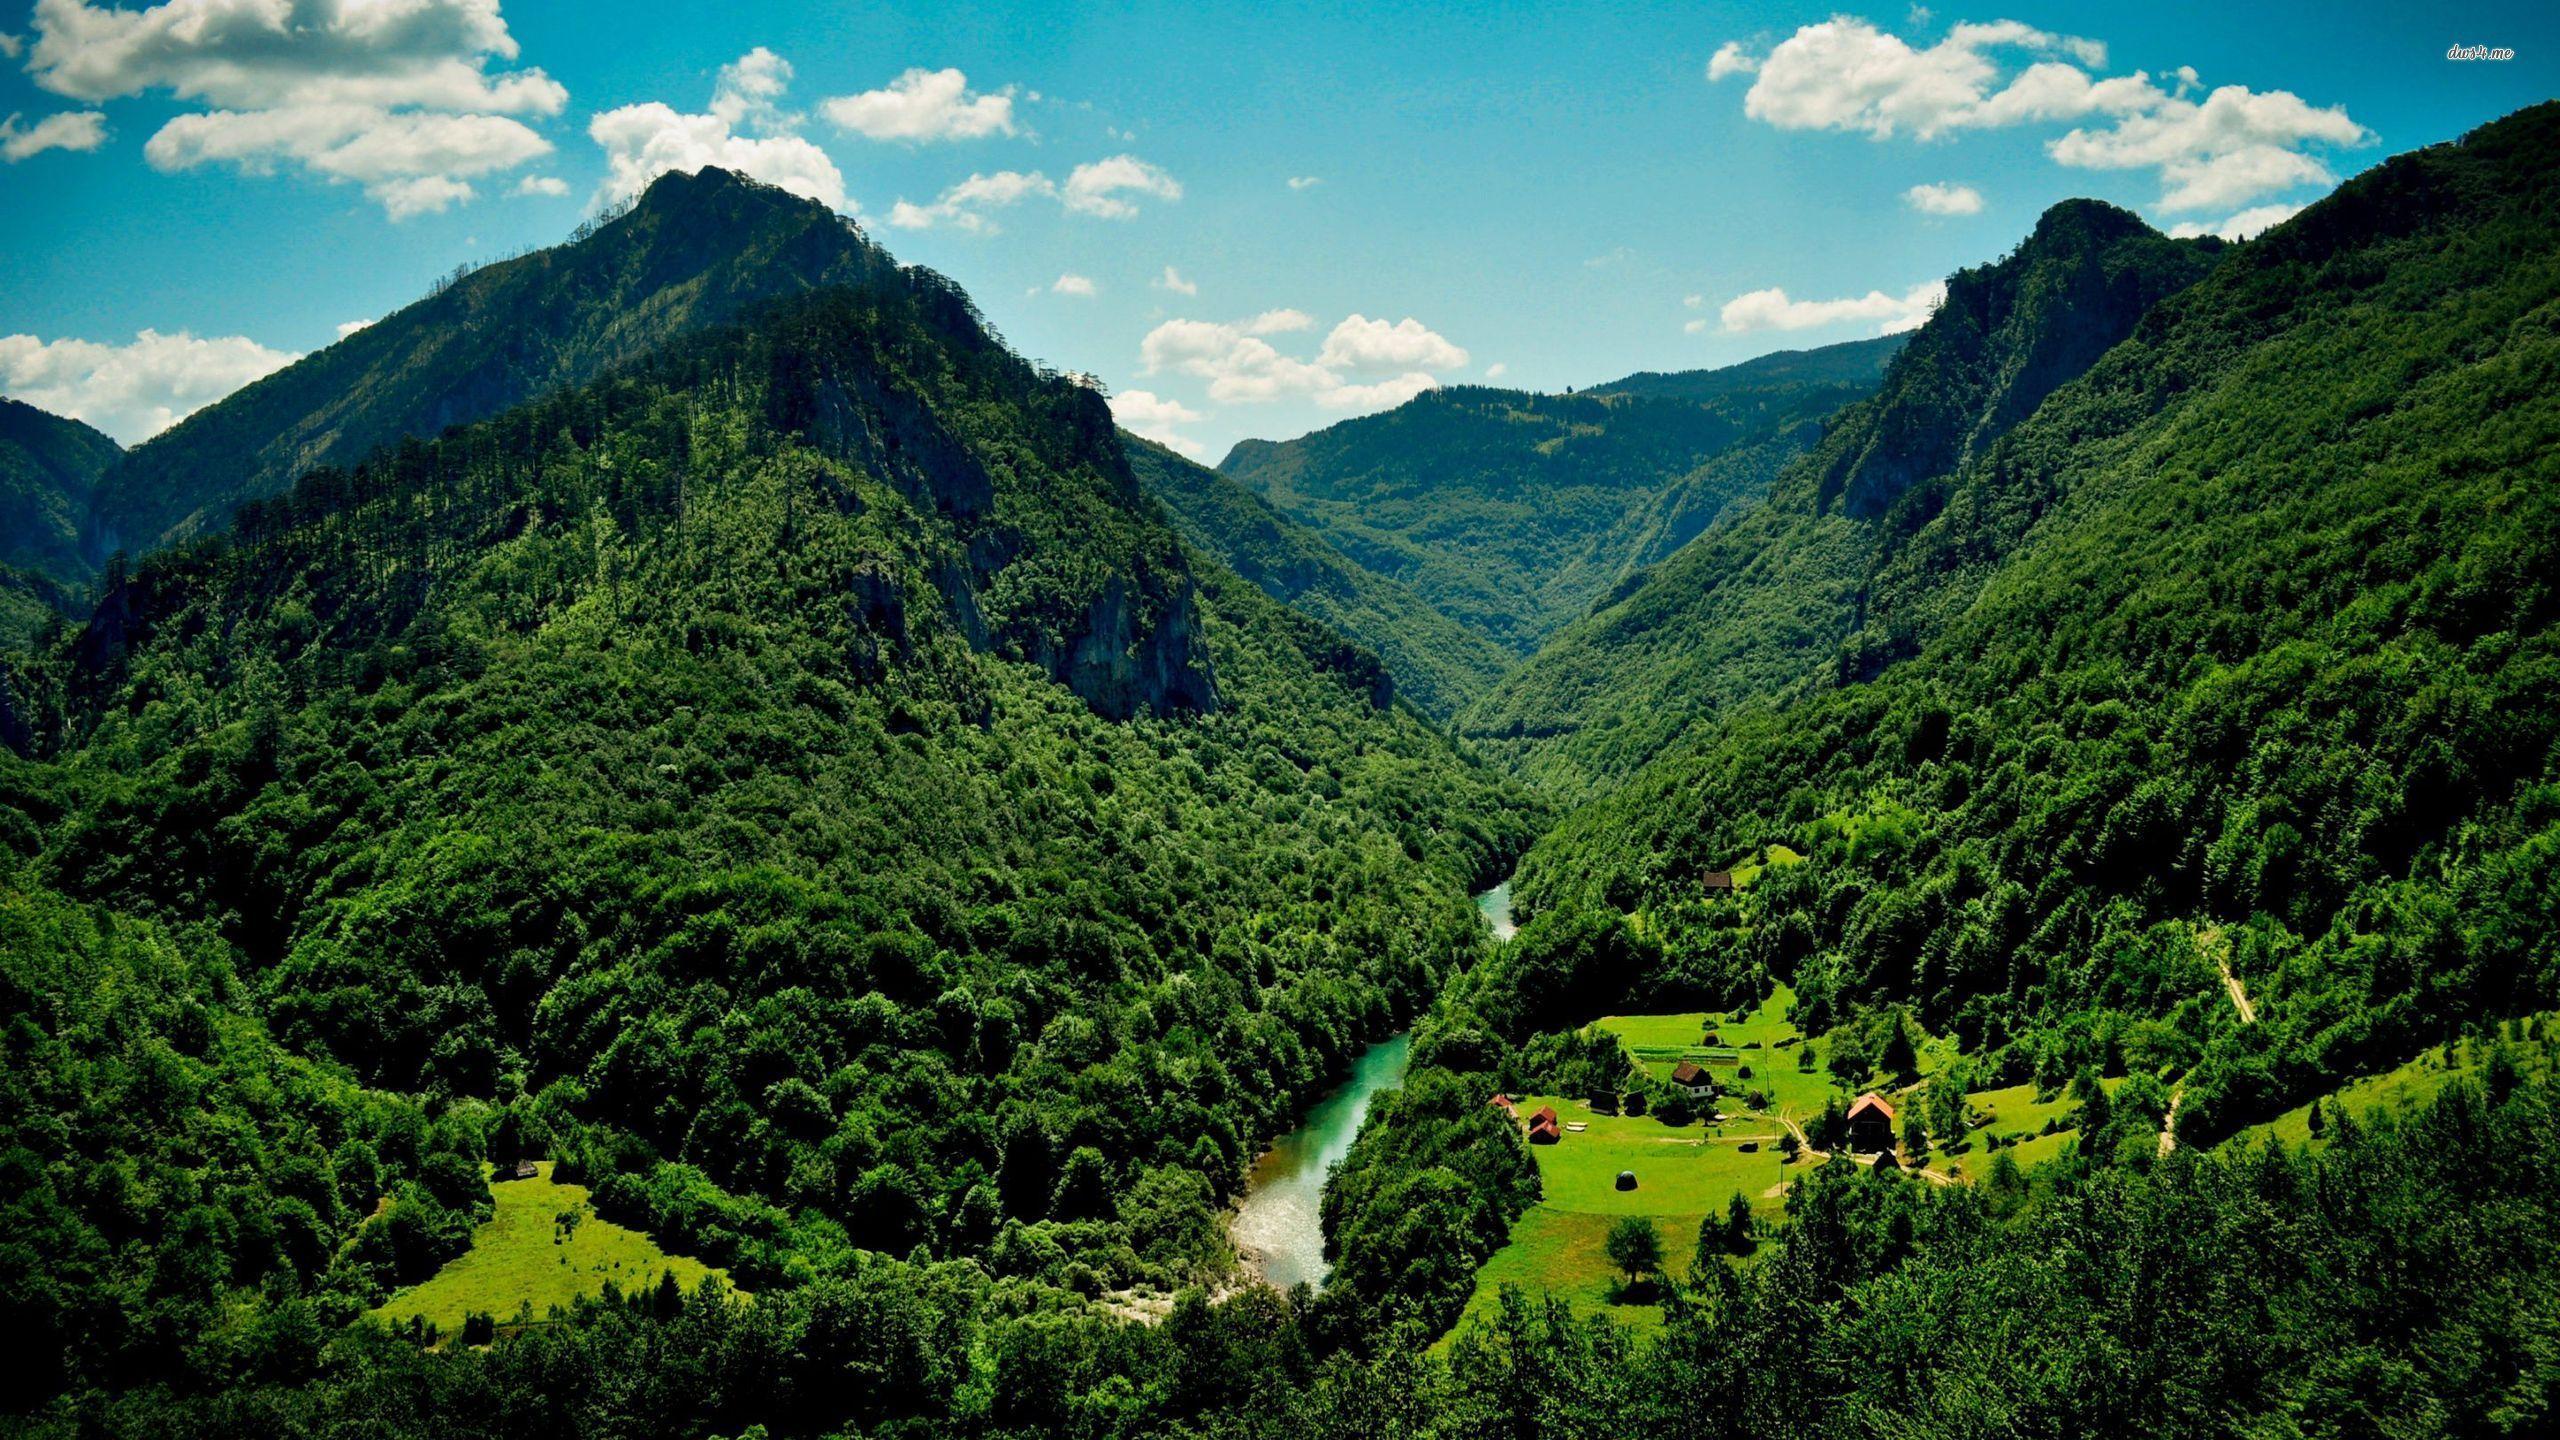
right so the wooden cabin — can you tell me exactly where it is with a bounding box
[1669,1060,1713,1096]
[1846,1094,1897,1155]
[1527,1105,1561,1145]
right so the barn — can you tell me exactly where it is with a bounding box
[1846,1094,1896,1155]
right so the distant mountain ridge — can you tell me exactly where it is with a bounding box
[1,398,119,586]
[85,167,897,567]
[1126,433,1511,719]
[1215,338,1901,660]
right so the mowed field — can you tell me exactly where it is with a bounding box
[1445,987,1842,1341]
[371,1162,730,1337]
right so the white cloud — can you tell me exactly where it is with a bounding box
[1111,388,1207,457]
[0,327,299,444]
[1154,264,1197,296]
[2048,84,2365,210]
[145,103,549,216]
[0,33,20,60]
[1711,17,2365,215]
[1317,314,1469,372]
[887,155,1180,229]
[1706,41,1759,81]
[589,51,847,212]
[1063,154,1181,218]
[30,0,565,215]
[1241,308,1313,335]
[1903,180,1982,215]
[711,47,796,133]
[2167,201,2303,241]
[1711,279,1948,335]
[1320,372,1438,411]
[27,0,566,113]
[1,109,107,161]
[1287,174,1320,190]
[821,66,1014,142]
[1484,362,1508,379]
[335,318,374,339]
[1050,273,1096,296]
[512,172,567,197]
[1139,311,1459,414]
[887,168,1051,231]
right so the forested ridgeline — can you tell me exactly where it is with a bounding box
[0,237,1536,1425]
[1215,336,1901,660]
[1505,102,2560,1143]
[0,397,121,618]
[84,165,901,570]
[1460,199,2226,795]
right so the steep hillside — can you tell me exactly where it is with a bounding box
[1515,101,2560,1143]
[1126,433,1510,718]
[1217,340,1898,657]
[86,166,896,564]
[4,185,1533,1418]
[0,398,119,603]
[1466,201,2222,794]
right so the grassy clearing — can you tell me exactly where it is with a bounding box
[371,1162,729,1335]
[2232,1026,2556,1151]
[1440,1206,1697,1347]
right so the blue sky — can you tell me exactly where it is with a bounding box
[2,1,2554,460]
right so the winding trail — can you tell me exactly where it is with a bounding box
[2203,924,2257,1025]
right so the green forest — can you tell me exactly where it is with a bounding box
[2,72,2556,1440]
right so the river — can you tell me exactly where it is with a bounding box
[1230,1033,1410,1290]
[1230,879,1515,1289]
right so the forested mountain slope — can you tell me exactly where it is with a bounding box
[85,166,896,566]
[1465,200,2223,794]
[1216,338,1899,657]
[1,182,1533,1422]
[1125,433,1511,718]
[1514,99,2560,1141]
[0,400,119,642]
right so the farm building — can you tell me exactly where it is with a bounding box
[1528,1105,1561,1144]
[1701,871,1736,892]
[1846,1094,1896,1154]
[1669,1061,1713,1096]
[1487,1092,1519,1118]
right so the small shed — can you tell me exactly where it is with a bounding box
[1487,1092,1518,1118]
[1846,1094,1897,1155]
[1527,1105,1561,1145]
[1701,871,1737,892]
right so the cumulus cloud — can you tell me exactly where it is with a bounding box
[589,51,846,211]
[1484,362,1508,379]
[1063,154,1181,218]
[1139,310,1461,413]
[335,318,374,338]
[146,103,549,216]
[1110,388,1207,457]
[2166,201,2304,241]
[711,47,796,133]
[1317,314,1469,372]
[1,109,107,161]
[1708,280,1948,335]
[1903,180,1982,214]
[1050,273,1096,296]
[887,155,1181,229]
[0,33,20,60]
[887,168,1051,231]
[1242,308,1313,335]
[512,172,566,196]
[821,66,1014,142]
[28,0,564,214]
[1711,16,2364,213]
[1155,265,1197,296]
[0,327,300,443]
[1706,41,1759,81]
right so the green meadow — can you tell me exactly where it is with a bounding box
[371,1163,730,1338]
